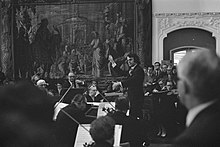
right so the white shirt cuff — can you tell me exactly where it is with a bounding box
[112,62,117,68]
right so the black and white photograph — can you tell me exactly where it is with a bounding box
[0,0,220,147]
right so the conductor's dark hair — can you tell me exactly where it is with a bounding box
[127,53,141,65]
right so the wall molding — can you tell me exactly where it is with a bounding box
[152,12,220,62]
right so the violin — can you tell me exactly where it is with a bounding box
[83,141,95,147]
[102,106,116,115]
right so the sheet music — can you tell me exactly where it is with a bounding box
[87,102,100,106]
[114,125,122,146]
[74,124,93,147]
[97,102,115,117]
[74,124,122,147]
[105,92,123,97]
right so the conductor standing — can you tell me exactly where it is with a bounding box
[109,53,144,119]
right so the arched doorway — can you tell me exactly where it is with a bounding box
[164,28,216,62]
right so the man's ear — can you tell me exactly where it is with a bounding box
[182,80,190,95]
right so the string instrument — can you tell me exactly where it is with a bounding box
[102,106,116,115]
[83,142,95,147]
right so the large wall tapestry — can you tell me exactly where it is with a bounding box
[12,0,135,79]
[0,0,152,80]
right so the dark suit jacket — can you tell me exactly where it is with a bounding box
[172,100,220,147]
[108,111,146,147]
[113,65,144,118]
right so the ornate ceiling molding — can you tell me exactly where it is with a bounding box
[154,12,220,38]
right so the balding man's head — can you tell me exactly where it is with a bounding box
[68,72,76,82]
[177,49,220,109]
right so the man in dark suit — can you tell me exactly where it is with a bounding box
[109,53,144,119]
[173,49,220,146]
[62,72,85,89]
[108,96,149,147]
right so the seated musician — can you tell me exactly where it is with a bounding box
[62,72,85,89]
[85,84,103,102]
[107,96,149,147]
[89,116,115,147]
[55,94,94,147]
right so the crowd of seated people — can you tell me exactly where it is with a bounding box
[143,62,187,139]
[143,62,178,96]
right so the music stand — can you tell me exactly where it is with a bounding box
[61,88,85,104]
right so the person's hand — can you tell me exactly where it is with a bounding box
[153,89,159,93]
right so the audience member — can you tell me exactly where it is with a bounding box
[164,80,174,91]
[154,62,161,81]
[172,49,220,146]
[144,65,157,86]
[89,116,115,147]
[172,66,178,86]
[0,82,56,147]
[143,65,157,95]
[153,79,166,93]
[160,64,168,80]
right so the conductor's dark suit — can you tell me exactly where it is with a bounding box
[172,100,220,147]
[113,65,144,118]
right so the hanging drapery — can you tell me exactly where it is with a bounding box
[0,0,13,78]
[136,0,152,66]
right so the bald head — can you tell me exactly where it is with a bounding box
[177,49,220,107]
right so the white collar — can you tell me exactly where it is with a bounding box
[186,100,216,127]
